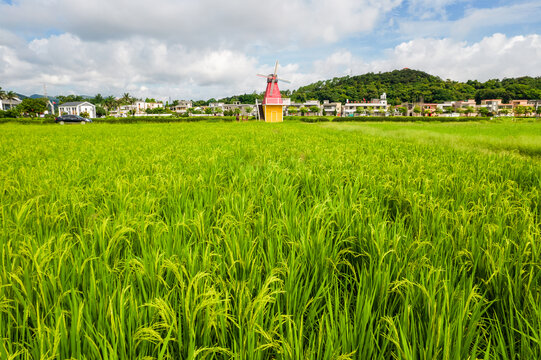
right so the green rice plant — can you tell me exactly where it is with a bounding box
[0,121,539,359]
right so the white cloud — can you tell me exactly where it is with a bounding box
[310,34,541,83]
[2,32,540,99]
[0,0,406,98]
[0,0,402,47]
[379,33,541,81]
[1,33,271,98]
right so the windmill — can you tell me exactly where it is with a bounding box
[256,60,290,122]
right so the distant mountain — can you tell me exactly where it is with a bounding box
[28,94,57,101]
[288,69,541,105]
[28,94,92,101]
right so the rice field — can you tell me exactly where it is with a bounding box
[0,120,540,359]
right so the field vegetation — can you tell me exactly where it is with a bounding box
[0,121,540,359]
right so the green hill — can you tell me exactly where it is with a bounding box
[288,69,541,105]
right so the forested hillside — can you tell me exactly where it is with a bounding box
[288,69,541,105]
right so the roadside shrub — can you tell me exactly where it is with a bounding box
[91,116,238,124]
[0,117,55,124]
[331,116,492,123]
[300,117,331,123]
[0,109,19,118]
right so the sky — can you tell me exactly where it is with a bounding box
[0,0,540,100]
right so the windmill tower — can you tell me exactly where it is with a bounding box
[257,61,290,122]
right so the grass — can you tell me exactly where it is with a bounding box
[0,121,540,359]
[322,119,541,157]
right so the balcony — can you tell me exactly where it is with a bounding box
[263,98,283,105]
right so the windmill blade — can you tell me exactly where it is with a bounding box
[277,77,291,84]
[273,60,279,76]
[257,74,269,78]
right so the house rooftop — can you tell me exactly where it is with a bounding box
[59,101,92,106]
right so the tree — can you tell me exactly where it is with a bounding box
[464,106,475,117]
[204,107,213,115]
[435,107,444,116]
[18,98,48,117]
[3,91,19,109]
[103,96,116,115]
[233,108,241,116]
[121,93,135,106]
[244,106,253,114]
[536,106,541,117]
[287,107,298,115]
[514,105,525,117]
[498,108,510,116]
[0,87,5,100]
[92,93,104,104]
[299,107,309,116]
[96,106,106,117]
[57,95,84,104]
[397,106,408,116]
[367,106,374,116]
[478,107,490,117]
[309,105,320,115]
[355,107,365,116]
[413,105,421,116]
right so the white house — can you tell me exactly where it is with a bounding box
[343,93,388,116]
[222,102,256,115]
[0,98,22,111]
[134,101,164,114]
[58,101,96,118]
[171,100,192,113]
[321,100,342,116]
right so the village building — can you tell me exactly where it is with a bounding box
[58,101,96,118]
[321,100,342,116]
[343,93,388,116]
[0,98,22,111]
[171,100,192,113]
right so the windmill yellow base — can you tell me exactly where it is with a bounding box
[263,105,283,123]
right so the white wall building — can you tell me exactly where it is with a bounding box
[0,98,22,111]
[134,101,164,113]
[171,100,192,113]
[343,93,388,116]
[58,101,96,118]
[322,100,342,115]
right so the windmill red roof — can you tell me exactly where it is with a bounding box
[256,61,291,105]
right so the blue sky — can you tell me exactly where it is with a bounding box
[0,0,539,100]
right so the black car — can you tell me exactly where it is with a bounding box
[55,115,92,125]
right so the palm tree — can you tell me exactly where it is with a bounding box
[121,93,134,105]
[120,93,136,116]
[5,91,18,109]
[0,87,6,100]
[103,96,116,115]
